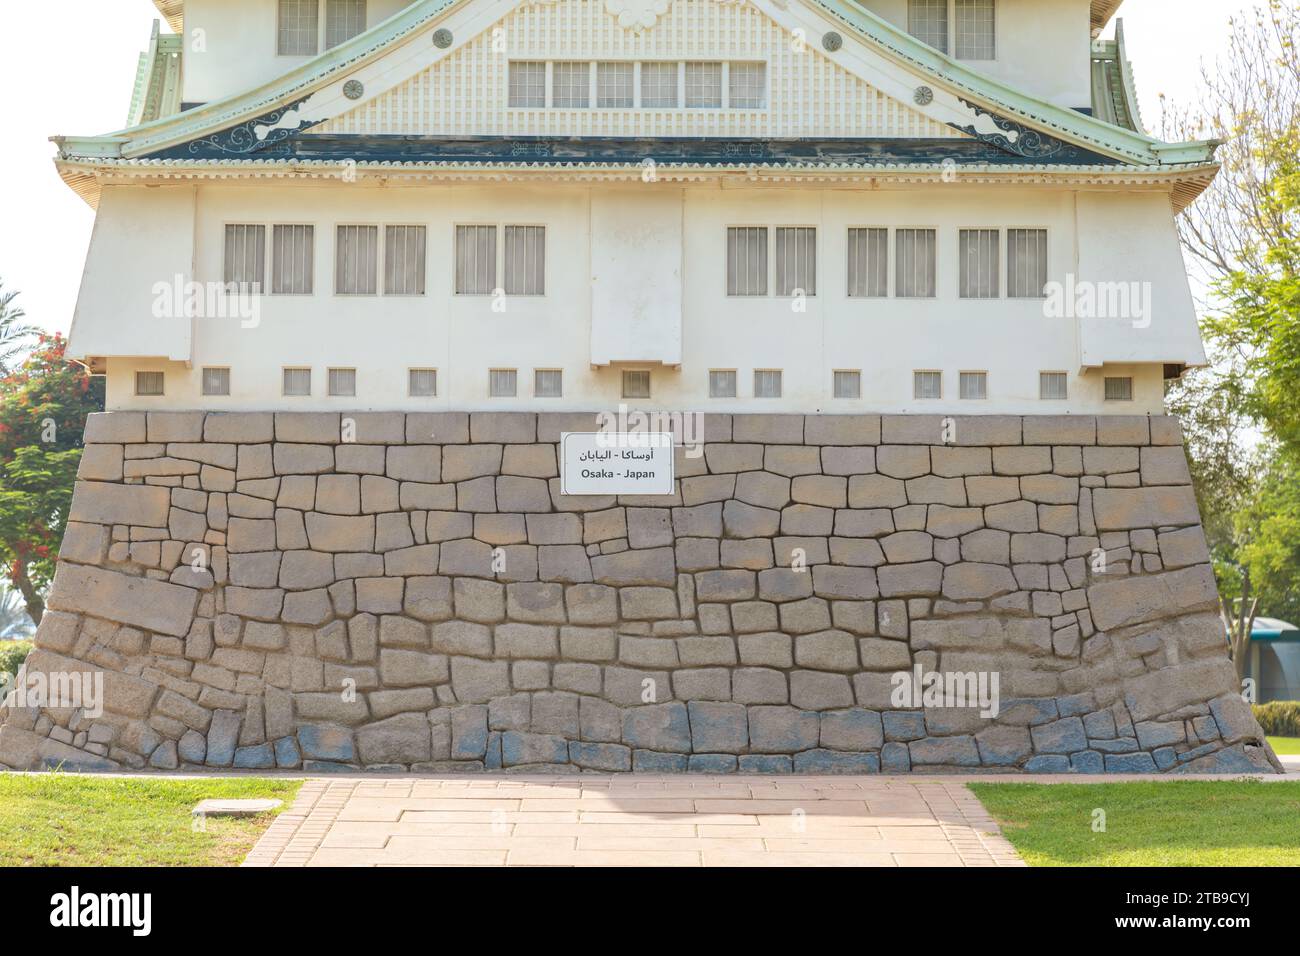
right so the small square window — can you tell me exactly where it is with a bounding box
[709,370,737,398]
[833,370,861,399]
[959,371,988,400]
[913,370,942,400]
[685,62,722,108]
[328,367,356,397]
[201,367,231,396]
[490,369,518,398]
[597,62,634,108]
[729,62,766,108]
[508,61,546,108]
[283,367,312,397]
[622,370,651,399]
[135,371,164,397]
[1104,376,1134,402]
[409,368,437,397]
[1039,371,1068,400]
[754,369,783,399]
[641,62,678,108]
[552,61,590,108]
[534,369,563,398]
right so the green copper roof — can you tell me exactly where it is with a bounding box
[1091,21,1143,133]
[128,21,184,128]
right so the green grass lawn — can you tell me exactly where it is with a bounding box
[0,774,302,867]
[1268,736,1300,755]
[970,780,1300,867]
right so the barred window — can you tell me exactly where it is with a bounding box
[408,368,437,398]
[1039,371,1068,400]
[534,369,563,398]
[455,225,497,295]
[847,228,888,298]
[913,370,942,400]
[596,62,634,108]
[224,224,266,293]
[385,225,426,296]
[552,62,590,108]
[328,367,356,397]
[753,369,783,399]
[135,371,164,397]
[335,225,378,295]
[727,227,768,296]
[709,370,737,398]
[728,62,766,108]
[959,228,999,299]
[201,367,231,397]
[278,0,319,55]
[508,61,546,107]
[1104,376,1134,402]
[833,370,861,399]
[896,228,937,298]
[489,369,518,398]
[959,371,988,400]
[283,367,312,397]
[1008,228,1048,298]
[622,370,651,399]
[641,62,679,108]
[955,0,996,60]
[272,224,313,295]
[908,0,949,53]
[685,62,723,107]
[774,227,816,297]
[325,0,366,49]
[504,226,545,296]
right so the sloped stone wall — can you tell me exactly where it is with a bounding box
[0,411,1280,774]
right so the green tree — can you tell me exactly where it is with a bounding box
[0,334,103,625]
[0,282,38,375]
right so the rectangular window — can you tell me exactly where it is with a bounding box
[685,62,723,107]
[503,225,545,296]
[283,367,312,397]
[596,62,634,108]
[278,0,320,55]
[455,225,497,295]
[641,62,679,108]
[753,369,783,399]
[272,224,314,295]
[224,224,266,293]
[489,369,518,398]
[335,225,378,295]
[622,370,651,399]
[955,0,996,60]
[328,367,356,397]
[727,227,768,296]
[833,370,861,399]
[408,368,437,397]
[1039,371,1068,400]
[847,227,888,298]
[201,367,231,397]
[774,227,816,297]
[552,61,590,108]
[135,371,164,397]
[728,62,766,108]
[896,228,937,298]
[959,371,988,399]
[534,369,563,398]
[384,225,426,296]
[709,369,737,398]
[325,0,367,49]
[1007,228,1048,298]
[913,370,942,400]
[908,0,949,53]
[1104,376,1134,401]
[508,61,546,107]
[959,228,999,298]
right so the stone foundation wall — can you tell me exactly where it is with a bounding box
[0,411,1279,774]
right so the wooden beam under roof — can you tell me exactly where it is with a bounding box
[1091,0,1126,34]
[151,0,183,33]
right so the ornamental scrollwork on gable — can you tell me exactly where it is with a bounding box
[951,99,1086,161]
[186,99,320,157]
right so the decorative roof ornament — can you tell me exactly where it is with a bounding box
[343,80,366,100]
[432,28,453,48]
[186,99,319,156]
[604,0,671,31]
[913,86,934,106]
[953,99,1082,160]
[822,31,843,52]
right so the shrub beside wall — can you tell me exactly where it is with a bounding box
[1253,701,1300,737]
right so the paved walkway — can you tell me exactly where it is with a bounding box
[245,775,1027,867]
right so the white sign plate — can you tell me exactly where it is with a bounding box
[560,432,675,496]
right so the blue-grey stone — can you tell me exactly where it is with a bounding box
[1030,716,1087,754]
[793,749,880,774]
[1153,747,1178,770]
[233,743,275,769]
[1069,750,1104,773]
[1175,743,1264,774]
[975,725,1032,766]
[1056,692,1095,718]
[1135,720,1186,749]
[302,760,356,773]
[178,729,206,764]
[747,705,820,753]
[1024,754,1070,773]
[689,754,738,773]
[623,702,691,753]
[820,708,884,751]
[1176,742,1217,763]
[451,705,488,759]
[881,741,911,772]
[910,735,981,766]
[1105,752,1158,773]
[633,749,689,772]
[739,754,792,773]
[273,736,301,768]
[501,730,568,766]
[1000,698,1058,726]
[569,741,631,771]
[205,709,241,766]
[687,701,748,753]
[484,730,503,770]
[882,710,926,741]
[298,724,355,762]
[1091,737,1139,753]
[1082,709,1117,739]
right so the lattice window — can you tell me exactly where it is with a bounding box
[409,368,438,397]
[325,0,366,49]
[709,370,737,398]
[455,225,497,295]
[753,370,783,399]
[955,0,996,60]
[960,371,988,400]
[847,228,889,298]
[914,370,943,400]
[728,62,766,108]
[597,62,634,108]
[1039,372,1068,400]
[727,227,768,296]
[774,227,816,297]
[135,371,164,397]
[959,228,1000,299]
[685,62,723,108]
[282,368,312,396]
[534,369,563,398]
[641,62,679,108]
[504,226,545,296]
[622,370,651,399]
[224,224,265,294]
[335,225,378,295]
[385,226,426,296]
[908,0,949,53]
[834,370,862,399]
[202,368,231,397]
[278,0,320,55]
[328,367,357,397]
[1104,376,1134,401]
[1008,228,1048,298]
[272,224,313,295]
[508,62,546,108]
[896,228,937,298]
[490,369,518,398]
[552,62,590,108]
